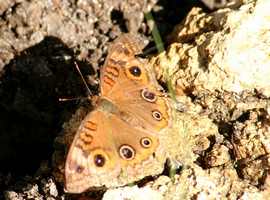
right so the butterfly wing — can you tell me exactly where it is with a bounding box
[65,34,171,193]
[100,33,171,133]
[100,33,147,97]
[65,109,165,193]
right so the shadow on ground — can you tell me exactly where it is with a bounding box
[0,36,96,179]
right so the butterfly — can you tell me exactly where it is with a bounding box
[64,33,171,193]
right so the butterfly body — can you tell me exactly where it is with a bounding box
[65,34,171,193]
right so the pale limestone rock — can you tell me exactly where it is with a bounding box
[103,186,163,200]
[153,0,270,97]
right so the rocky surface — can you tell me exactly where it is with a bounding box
[149,0,270,199]
[1,0,269,199]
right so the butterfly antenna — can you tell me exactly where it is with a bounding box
[74,61,93,97]
[59,97,89,102]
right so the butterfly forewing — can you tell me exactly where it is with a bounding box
[100,33,171,132]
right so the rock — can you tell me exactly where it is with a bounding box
[154,0,270,97]
[103,186,163,200]
[1,0,270,199]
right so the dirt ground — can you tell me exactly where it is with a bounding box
[1,0,268,200]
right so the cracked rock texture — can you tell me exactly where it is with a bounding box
[145,0,270,199]
[1,0,270,200]
[157,0,270,97]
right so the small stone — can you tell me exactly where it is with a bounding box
[103,186,163,200]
